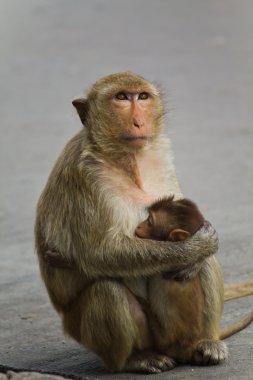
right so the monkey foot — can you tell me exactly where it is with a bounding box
[125,351,176,373]
[192,340,228,365]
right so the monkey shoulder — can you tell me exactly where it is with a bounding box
[36,130,94,226]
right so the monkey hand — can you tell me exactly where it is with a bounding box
[162,221,218,280]
[183,220,219,260]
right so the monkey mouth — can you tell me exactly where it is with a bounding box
[135,231,148,239]
[123,136,148,141]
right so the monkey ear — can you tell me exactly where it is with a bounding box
[169,229,191,242]
[72,97,88,126]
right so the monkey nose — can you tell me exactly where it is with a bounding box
[133,119,144,128]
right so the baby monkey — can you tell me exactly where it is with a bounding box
[137,196,208,363]
[135,195,205,280]
[136,196,252,364]
[136,195,204,243]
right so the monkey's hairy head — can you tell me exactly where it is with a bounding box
[72,72,165,154]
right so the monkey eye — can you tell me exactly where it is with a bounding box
[115,92,128,100]
[138,92,149,100]
[147,216,153,227]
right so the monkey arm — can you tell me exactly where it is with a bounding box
[43,227,216,278]
[39,218,218,279]
[68,221,219,278]
[38,213,218,279]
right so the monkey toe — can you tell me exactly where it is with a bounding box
[193,340,228,365]
[148,354,176,371]
[125,351,176,373]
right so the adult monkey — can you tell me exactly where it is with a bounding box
[35,72,223,373]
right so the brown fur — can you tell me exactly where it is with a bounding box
[136,196,204,243]
[150,196,204,236]
[35,72,227,373]
[154,278,204,362]
[136,197,205,362]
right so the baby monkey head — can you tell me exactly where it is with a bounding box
[135,196,205,242]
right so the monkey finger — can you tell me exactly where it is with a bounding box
[199,221,218,238]
[126,353,176,373]
[175,264,202,281]
[164,263,201,282]
[194,223,219,254]
[193,340,228,366]
[162,267,181,280]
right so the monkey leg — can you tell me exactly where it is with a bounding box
[148,274,205,364]
[192,257,228,365]
[62,279,167,372]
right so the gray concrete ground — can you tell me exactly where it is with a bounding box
[0,1,253,379]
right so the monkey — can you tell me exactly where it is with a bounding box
[36,72,227,374]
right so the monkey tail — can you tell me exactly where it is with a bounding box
[220,311,253,340]
[224,279,253,301]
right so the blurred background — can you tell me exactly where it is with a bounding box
[0,1,252,379]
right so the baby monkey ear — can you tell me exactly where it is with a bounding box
[72,97,88,126]
[169,229,191,242]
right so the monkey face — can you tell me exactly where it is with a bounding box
[135,213,155,239]
[136,208,194,242]
[72,72,164,153]
[111,90,155,149]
